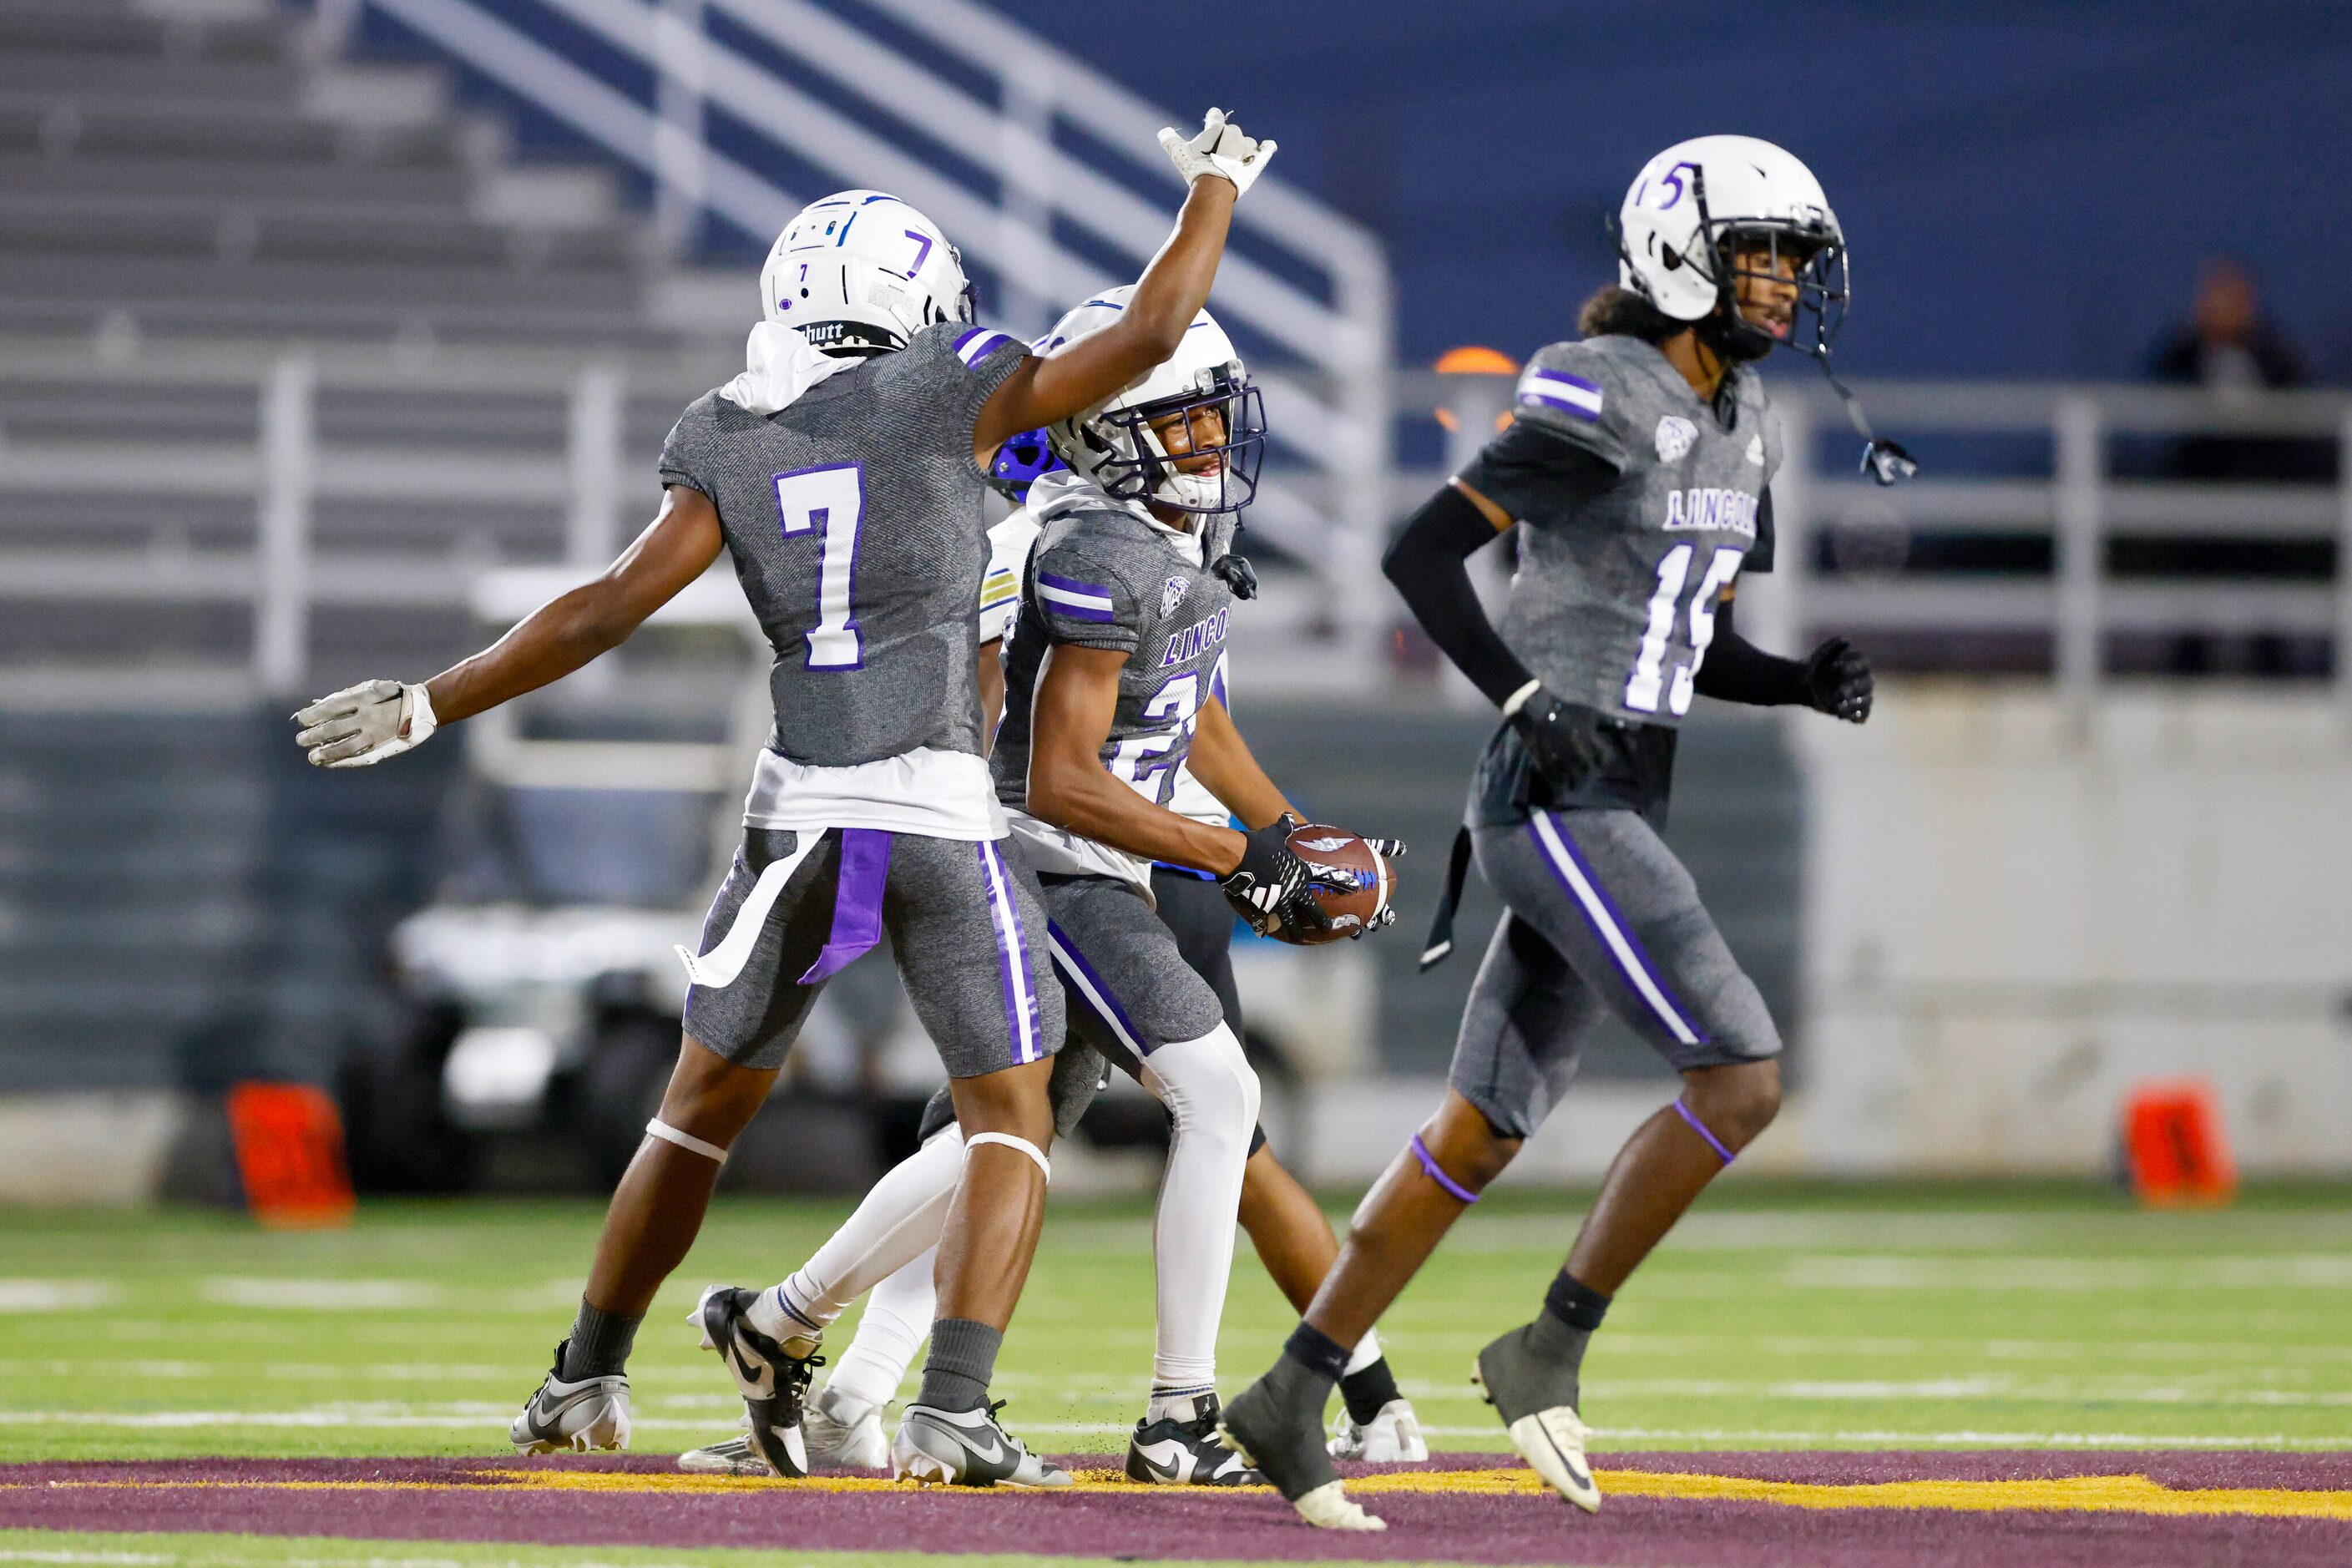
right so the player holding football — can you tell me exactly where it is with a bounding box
[1220,135,1905,1530]
[291,110,1279,1487]
[678,292,1411,1495]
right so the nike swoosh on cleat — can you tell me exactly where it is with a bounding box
[1131,1439,1190,1483]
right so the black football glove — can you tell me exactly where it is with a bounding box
[1209,552,1259,600]
[1802,637,1874,723]
[1509,689,1612,793]
[1221,813,1331,938]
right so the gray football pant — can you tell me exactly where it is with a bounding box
[684,827,1063,1078]
[1449,808,1780,1140]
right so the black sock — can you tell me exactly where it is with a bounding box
[1525,1269,1609,1368]
[561,1299,640,1380]
[1338,1356,1402,1426]
[917,1318,1003,1413]
[1282,1321,1351,1383]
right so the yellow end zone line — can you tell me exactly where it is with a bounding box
[22,1466,2352,1521]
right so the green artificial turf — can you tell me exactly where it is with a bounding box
[3,1181,2349,1463]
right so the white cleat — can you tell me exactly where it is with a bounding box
[509,1341,630,1454]
[891,1400,1070,1488]
[1506,1405,1601,1514]
[1328,1398,1429,1463]
[806,1385,892,1469]
[1292,1479,1387,1531]
[676,1434,771,1475]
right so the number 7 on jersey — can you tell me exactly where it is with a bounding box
[772,463,866,670]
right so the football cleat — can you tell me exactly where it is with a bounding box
[676,1434,770,1476]
[1474,1323,1601,1513]
[1328,1397,1429,1463]
[1124,1392,1261,1485]
[1217,1374,1383,1530]
[806,1384,892,1470]
[509,1341,630,1454]
[891,1400,1070,1488]
[692,1285,819,1479]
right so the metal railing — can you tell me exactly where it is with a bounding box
[6,341,2348,707]
[1408,368,2352,721]
[308,0,1393,645]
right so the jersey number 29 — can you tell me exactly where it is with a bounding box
[1626,544,1743,716]
[773,463,866,670]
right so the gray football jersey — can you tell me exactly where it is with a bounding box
[658,323,1028,766]
[1462,334,1780,727]
[993,483,1234,823]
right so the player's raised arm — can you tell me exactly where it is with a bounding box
[972,110,1274,460]
[291,483,723,766]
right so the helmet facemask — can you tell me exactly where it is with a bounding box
[1682,165,1848,365]
[1079,366,1266,518]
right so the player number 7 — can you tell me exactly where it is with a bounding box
[772,463,867,670]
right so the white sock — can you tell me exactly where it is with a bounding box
[824,1244,935,1413]
[746,1127,962,1348]
[1136,1023,1261,1393]
[1344,1328,1383,1378]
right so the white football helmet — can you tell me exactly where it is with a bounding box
[1037,287,1265,516]
[1616,135,1845,360]
[760,190,974,355]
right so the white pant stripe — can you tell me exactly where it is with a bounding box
[1046,930,1146,1060]
[1529,812,1702,1046]
[979,841,1040,1063]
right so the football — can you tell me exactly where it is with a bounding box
[1236,822,1396,945]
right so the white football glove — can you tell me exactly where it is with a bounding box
[292,679,437,768]
[1158,108,1276,198]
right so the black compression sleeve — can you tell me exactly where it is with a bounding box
[1693,599,1810,706]
[1382,483,1534,708]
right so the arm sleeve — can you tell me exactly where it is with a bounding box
[1692,598,1808,706]
[1030,543,1140,654]
[1381,483,1535,709]
[1748,487,1777,574]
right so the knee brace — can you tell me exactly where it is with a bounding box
[645,1118,728,1164]
[965,1130,1050,1181]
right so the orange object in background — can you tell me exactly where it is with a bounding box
[226,1082,357,1228]
[2122,1079,2236,1207]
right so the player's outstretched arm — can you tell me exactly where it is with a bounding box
[1692,599,1873,722]
[1026,644,1248,874]
[972,110,1272,460]
[293,485,723,768]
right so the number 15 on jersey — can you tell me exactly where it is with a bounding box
[772,463,867,670]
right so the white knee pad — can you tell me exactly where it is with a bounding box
[645,1118,727,1164]
[964,1130,1050,1181]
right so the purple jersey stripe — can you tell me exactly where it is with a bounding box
[956,329,1016,367]
[1519,388,1604,423]
[1036,571,1117,623]
[1526,367,1603,397]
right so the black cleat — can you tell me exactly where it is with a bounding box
[1125,1392,1261,1485]
[1218,1370,1383,1530]
[693,1285,819,1479]
[1474,1322,1600,1512]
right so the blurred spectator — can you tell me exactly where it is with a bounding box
[2146,259,2332,482]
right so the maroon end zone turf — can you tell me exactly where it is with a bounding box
[3,1451,2348,1568]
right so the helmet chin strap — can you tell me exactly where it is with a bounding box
[1816,355,1918,486]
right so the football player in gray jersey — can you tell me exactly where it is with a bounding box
[291,110,1279,1487]
[677,429,1424,1484]
[1222,136,1893,1528]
